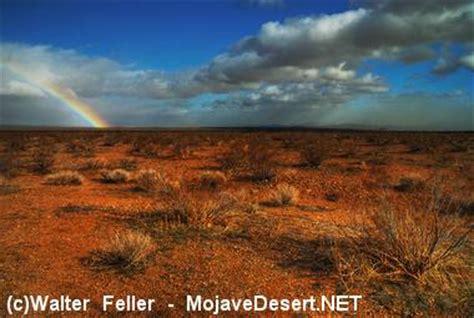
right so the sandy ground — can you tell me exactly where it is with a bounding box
[0,130,472,316]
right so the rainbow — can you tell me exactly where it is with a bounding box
[4,62,108,128]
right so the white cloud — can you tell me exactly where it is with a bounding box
[323,62,356,81]
[459,52,474,70]
[247,0,284,7]
[0,80,46,97]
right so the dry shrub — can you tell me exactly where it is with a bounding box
[102,133,121,147]
[299,143,330,168]
[32,147,55,174]
[129,138,159,158]
[333,198,472,316]
[100,169,130,183]
[218,140,276,182]
[197,171,227,190]
[86,231,154,274]
[173,143,192,159]
[67,139,96,157]
[4,136,28,153]
[269,183,299,206]
[0,153,22,178]
[46,171,84,185]
[0,175,19,195]
[366,152,389,166]
[393,175,424,192]
[247,142,276,182]
[162,187,241,229]
[80,158,109,171]
[60,203,97,214]
[118,158,138,171]
[325,192,339,202]
[134,169,178,193]
[142,144,160,158]
[218,144,247,171]
[407,143,425,153]
[231,189,260,214]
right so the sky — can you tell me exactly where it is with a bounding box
[0,0,473,130]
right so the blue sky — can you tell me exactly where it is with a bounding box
[1,1,348,69]
[1,0,473,129]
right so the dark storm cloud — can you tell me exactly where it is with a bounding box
[0,95,79,126]
[396,46,435,64]
[319,91,473,131]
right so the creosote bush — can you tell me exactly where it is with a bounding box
[100,169,130,183]
[86,231,154,274]
[269,183,299,206]
[333,198,472,316]
[46,171,84,185]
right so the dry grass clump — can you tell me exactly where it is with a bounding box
[269,183,299,206]
[162,187,241,229]
[230,189,260,214]
[46,171,84,185]
[100,169,130,183]
[133,169,177,193]
[197,171,227,190]
[333,198,472,316]
[79,158,109,171]
[85,231,154,274]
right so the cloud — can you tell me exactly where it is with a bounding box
[459,52,474,70]
[196,0,473,87]
[0,80,46,97]
[0,95,82,126]
[319,92,473,131]
[1,0,472,128]
[1,43,173,99]
[245,0,284,8]
[396,46,435,64]
[2,0,472,99]
[431,47,474,75]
